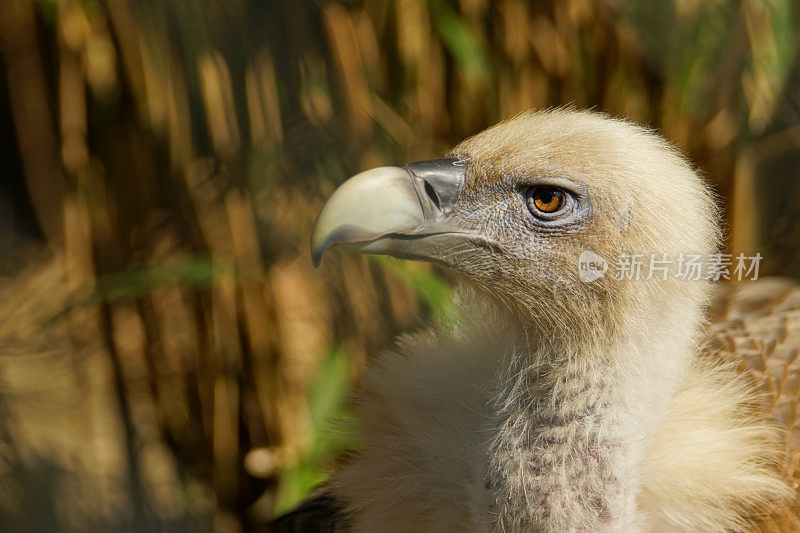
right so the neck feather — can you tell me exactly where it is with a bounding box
[484,304,702,531]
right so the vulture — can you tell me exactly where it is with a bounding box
[275,109,800,531]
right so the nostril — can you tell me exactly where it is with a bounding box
[424,181,441,210]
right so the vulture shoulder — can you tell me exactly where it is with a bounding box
[710,277,800,530]
[641,277,800,530]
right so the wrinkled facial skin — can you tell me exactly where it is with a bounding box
[445,165,594,282]
[431,158,620,329]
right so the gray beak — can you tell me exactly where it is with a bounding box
[311,158,467,266]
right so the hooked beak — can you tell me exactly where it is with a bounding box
[311,158,467,267]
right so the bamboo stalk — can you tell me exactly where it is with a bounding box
[0,0,67,246]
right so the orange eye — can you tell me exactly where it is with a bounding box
[530,186,565,213]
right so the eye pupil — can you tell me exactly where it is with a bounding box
[530,186,564,214]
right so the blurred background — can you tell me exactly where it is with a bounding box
[1,0,800,530]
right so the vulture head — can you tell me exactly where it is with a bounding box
[313,109,719,339]
[304,109,792,531]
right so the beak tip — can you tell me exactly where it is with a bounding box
[310,237,327,268]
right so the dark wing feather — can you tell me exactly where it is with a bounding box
[265,491,348,532]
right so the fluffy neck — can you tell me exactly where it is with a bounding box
[484,300,702,531]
